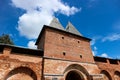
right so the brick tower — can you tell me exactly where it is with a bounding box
[0,17,119,80]
[36,17,101,80]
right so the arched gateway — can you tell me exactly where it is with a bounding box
[64,64,90,80]
[65,70,84,80]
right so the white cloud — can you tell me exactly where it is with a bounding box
[90,37,99,56]
[90,36,102,46]
[27,41,37,49]
[11,0,80,39]
[92,51,96,56]
[90,39,96,45]
[102,33,120,42]
[92,46,98,56]
[17,11,52,39]
[94,46,97,50]
[100,53,108,58]
[90,38,98,56]
[92,50,97,56]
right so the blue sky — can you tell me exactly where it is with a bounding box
[0,0,120,59]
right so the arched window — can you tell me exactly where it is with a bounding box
[5,67,37,80]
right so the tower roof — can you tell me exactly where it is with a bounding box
[49,17,64,30]
[66,22,82,36]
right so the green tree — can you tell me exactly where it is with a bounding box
[0,34,14,45]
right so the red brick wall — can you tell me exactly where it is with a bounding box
[44,58,100,75]
[0,47,43,80]
[43,58,100,80]
[95,60,120,80]
[43,28,94,63]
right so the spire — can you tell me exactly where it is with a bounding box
[49,17,64,30]
[66,22,82,36]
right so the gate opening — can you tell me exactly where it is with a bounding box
[66,71,82,80]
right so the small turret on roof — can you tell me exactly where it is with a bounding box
[49,17,64,30]
[66,22,82,36]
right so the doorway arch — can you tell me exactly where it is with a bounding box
[101,70,112,80]
[64,64,90,80]
[65,70,84,80]
[114,71,120,80]
[5,67,37,80]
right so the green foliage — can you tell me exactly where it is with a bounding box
[0,34,14,45]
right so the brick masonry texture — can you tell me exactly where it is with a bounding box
[43,28,94,63]
[0,47,42,80]
[0,24,119,80]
